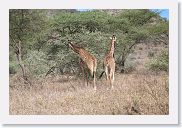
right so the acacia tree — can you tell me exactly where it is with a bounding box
[17,9,168,77]
[9,9,48,85]
[44,10,168,74]
[111,10,169,72]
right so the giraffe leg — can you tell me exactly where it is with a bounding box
[93,71,97,90]
[112,64,115,89]
[81,66,85,86]
[111,72,114,89]
[93,62,97,90]
[79,60,86,86]
[109,71,113,90]
[90,66,96,90]
[105,67,109,90]
[85,67,89,86]
[105,67,109,80]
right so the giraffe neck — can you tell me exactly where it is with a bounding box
[109,40,115,56]
[69,43,87,61]
[69,43,80,54]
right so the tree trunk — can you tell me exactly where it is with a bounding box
[119,60,125,73]
[118,42,137,73]
[16,41,32,86]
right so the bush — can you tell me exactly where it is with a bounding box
[148,50,168,72]
[25,51,49,77]
[9,61,19,74]
[138,47,143,50]
[148,51,155,58]
[124,59,136,73]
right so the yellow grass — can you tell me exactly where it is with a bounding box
[9,72,168,115]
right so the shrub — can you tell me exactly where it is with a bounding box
[9,61,19,74]
[138,47,143,50]
[124,59,136,73]
[148,51,155,58]
[148,50,168,72]
[25,51,49,77]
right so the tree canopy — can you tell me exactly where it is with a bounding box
[9,9,169,80]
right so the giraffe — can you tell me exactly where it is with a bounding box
[68,40,97,90]
[100,35,116,89]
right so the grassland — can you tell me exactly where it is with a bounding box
[9,42,168,115]
[10,71,168,115]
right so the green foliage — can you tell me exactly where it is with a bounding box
[148,50,169,72]
[9,9,169,77]
[25,51,49,77]
[118,10,158,26]
[148,22,169,35]
[9,9,51,62]
[9,61,19,74]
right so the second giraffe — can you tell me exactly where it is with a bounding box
[100,35,116,89]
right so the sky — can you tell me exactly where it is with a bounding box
[151,9,169,20]
[77,9,169,20]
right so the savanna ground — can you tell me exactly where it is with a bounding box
[10,43,169,115]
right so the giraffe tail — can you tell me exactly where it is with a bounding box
[99,71,105,79]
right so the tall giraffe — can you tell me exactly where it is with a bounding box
[100,35,116,89]
[68,40,97,90]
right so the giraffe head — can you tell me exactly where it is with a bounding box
[68,40,75,51]
[67,40,81,54]
[68,40,73,48]
[110,35,117,42]
[108,35,116,55]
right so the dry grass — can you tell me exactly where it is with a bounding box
[10,42,168,115]
[9,72,168,115]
